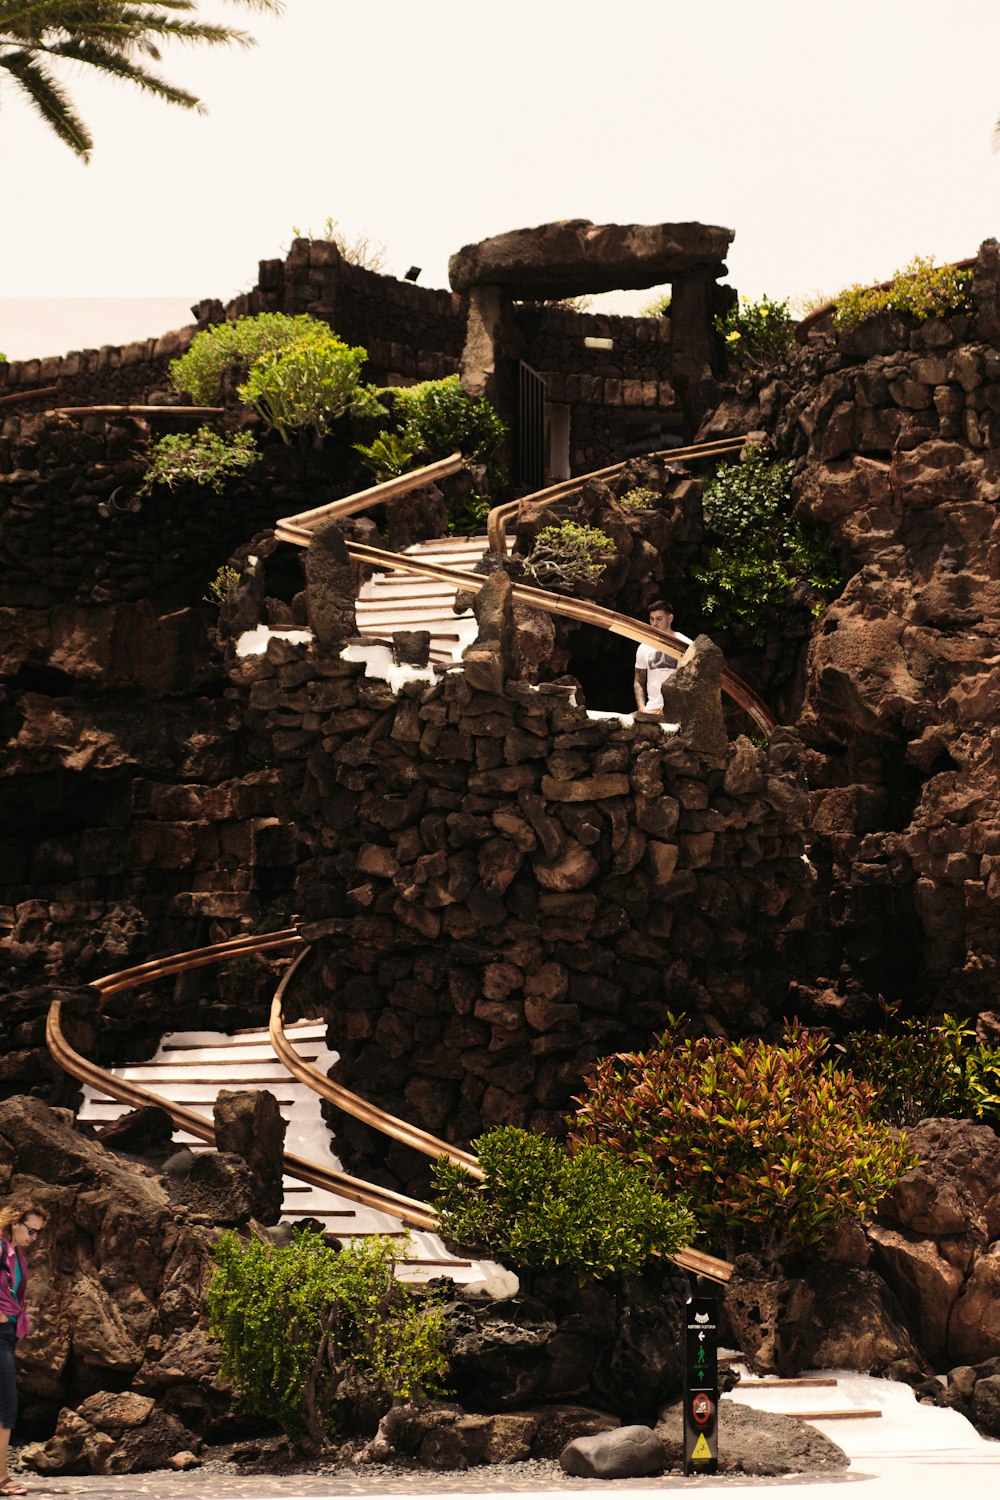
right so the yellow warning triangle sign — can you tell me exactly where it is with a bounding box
[691,1433,713,1462]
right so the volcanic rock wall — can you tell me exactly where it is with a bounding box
[232,636,811,1192]
[1,237,685,470]
[703,241,1000,1019]
[0,415,302,1084]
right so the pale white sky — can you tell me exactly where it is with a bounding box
[3,0,1000,359]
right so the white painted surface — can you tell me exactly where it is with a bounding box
[78,1022,501,1284]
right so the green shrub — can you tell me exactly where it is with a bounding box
[207,1229,449,1449]
[238,332,382,444]
[525,520,616,592]
[204,564,241,606]
[389,374,506,476]
[352,430,422,482]
[692,445,842,645]
[170,314,329,405]
[570,1024,917,1265]
[139,427,258,496]
[833,257,973,333]
[431,1127,695,1281]
[715,294,795,371]
[841,1007,1000,1127]
[446,491,491,536]
[618,485,659,512]
[639,288,671,318]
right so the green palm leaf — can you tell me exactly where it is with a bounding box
[0,0,282,158]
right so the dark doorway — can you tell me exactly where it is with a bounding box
[564,623,637,714]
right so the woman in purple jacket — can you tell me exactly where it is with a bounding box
[0,1204,47,1497]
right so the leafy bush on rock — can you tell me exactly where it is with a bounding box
[570,1024,917,1266]
[715,294,795,371]
[833,256,972,333]
[139,426,258,495]
[525,520,616,593]
[431,1126,696,1281]
[208,1229,449,1449]
[238,331,382,443]
[170,314,328,405]
[692,445,842,645]
[842,1007,1000,1127]
[389,374,507,475]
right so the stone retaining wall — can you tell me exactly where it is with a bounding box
[232,636,811,1192]
[1,238,684,471]
[701,238,1000,1018]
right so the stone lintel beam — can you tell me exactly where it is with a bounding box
[449,219,733,298]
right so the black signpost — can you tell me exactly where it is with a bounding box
[683,1294,719,1476]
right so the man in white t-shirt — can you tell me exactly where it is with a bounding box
[634,600,691,715]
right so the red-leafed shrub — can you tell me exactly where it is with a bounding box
[570,1023,916,1266]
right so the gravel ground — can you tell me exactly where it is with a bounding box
[7,1452,859,1497]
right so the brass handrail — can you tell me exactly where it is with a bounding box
[49,933,437,1228]
[485,435,748,553]
[271,946,732,1285]
[0,385,59,409]
[269,948,483,1178]
[47,931,733,1282]
[275,451,465,542]
[332,540,775,734]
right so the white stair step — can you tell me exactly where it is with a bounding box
[75,1020,497,1284]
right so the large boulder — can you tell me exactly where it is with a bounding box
[0,1095,228,1462]
[948,1244,1000,1364]
[303,518,357,652]
[358,1401,619,1470]
[657,1399,848,1477]
[659,635,729,756]
[724,1263,920,1377]
[462,571,517,694]
[560,1425,665,1479]
[22,1392,199,1476]
[873,1119,1000,1366]
[880,1119,1000,1244]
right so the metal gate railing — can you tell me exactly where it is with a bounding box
[517,360,546,490]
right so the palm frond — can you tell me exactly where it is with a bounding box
[0,0,282,157]
[0,46,91,155]
[49,35,203,106]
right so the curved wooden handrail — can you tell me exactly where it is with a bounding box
[271,945,732,1285]
[485,435,748,553]
[275,451,465,543]
[0,385,59,409]
[339,540,776,735]
[52,404,225,419]
[268,431,773,732]
[270,947,483,1179]
[92,928,306,996]
[49,934,437,1228]
[48,932,733,1282]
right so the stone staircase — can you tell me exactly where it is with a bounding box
[354,533,513,664]
[726,1369,995,1460]
[76,1019,498,1284]
[726,1374,883,1426]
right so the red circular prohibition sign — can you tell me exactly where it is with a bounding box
[692,1393,713,1426]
